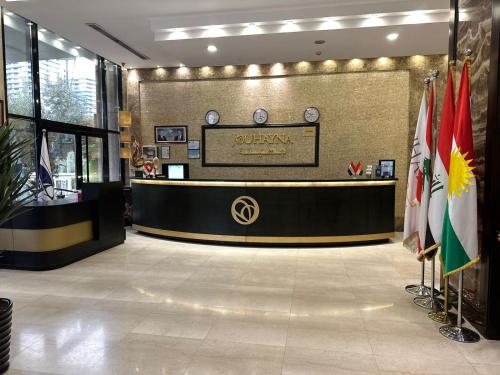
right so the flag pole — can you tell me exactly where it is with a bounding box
[429,275,462,324]
[414,69,443,310]
[405,77,434,297]
[439,271,479,342]
[439,49,480,343]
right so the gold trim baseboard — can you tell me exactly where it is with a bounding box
[131,179,396,188]
[132,224,394,244]
[0,221,93,252]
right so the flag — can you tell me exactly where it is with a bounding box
[441,62,479,276]
[416,80,434,256]
[426,69,455,257]
[38,130,54,201]
[403,90,428,252]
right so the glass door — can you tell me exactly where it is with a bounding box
[81,135,104,183]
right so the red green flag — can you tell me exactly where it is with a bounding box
[441,63,479,276]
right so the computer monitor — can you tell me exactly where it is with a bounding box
[162,163,189,179]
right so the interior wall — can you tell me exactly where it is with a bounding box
[126,55,448,227]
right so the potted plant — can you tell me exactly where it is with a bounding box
[0,121,36,374]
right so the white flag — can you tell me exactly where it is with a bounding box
[403,91,427,252]
[38,131,54,201]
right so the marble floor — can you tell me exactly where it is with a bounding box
[1,230,499,375]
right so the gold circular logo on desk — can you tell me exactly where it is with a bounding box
[231,196,260,225]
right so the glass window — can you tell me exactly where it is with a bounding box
[47,132,77,191]
[4,13,33,117]
[9,117,36,184]
[105,61,120,131]
[38,29,101,127]
[108,133,121,181]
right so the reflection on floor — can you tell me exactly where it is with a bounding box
[1,229,499,374]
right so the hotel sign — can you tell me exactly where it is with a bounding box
[202,124,319,167]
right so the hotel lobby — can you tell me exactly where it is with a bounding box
[0,0,499,374]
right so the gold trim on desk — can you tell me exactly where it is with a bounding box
[130,179,397,188]
[0,221,93,252]
[132,224,394,244]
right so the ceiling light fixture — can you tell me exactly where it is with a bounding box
[39,28,47,32]
[75,46,81,49]
[179,63,185,67]
[57,37,64,42]
[386,32,399,41]
[5,12,13,16]
[207,45,218,53]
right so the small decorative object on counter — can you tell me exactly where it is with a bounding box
[348,161,363,178]
[365,165,373,178]
[375,165,381,178]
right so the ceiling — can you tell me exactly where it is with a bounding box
[0,0,449,68]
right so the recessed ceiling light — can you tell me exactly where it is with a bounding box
[57,37,64,42]
[179,63,185,67]
[5,12,13,16]
[39,28,47,32]
[386,33,399,41]
[75,46,81,49]
[207,45,217,53]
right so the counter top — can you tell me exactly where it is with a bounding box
[130,178,397,188]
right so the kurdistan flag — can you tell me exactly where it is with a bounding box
[403,90,428,252]
[417,81,434,255]
[426,69,455,254]
[441,62,479,276]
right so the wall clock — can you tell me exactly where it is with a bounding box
[304,106,320,123]
[253,108,268,125]
[205,110,220,125]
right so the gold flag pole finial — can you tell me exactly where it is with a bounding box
[464,49,473,90]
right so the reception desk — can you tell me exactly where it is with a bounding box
[132,179,396,245]
[0,182,125,270]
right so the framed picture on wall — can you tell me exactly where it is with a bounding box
[379,159,396,178]
[160,146,170,159]
[155,126,188,143]
[188,140,200,150]
[142,145,157,160]
[188,149,200,159]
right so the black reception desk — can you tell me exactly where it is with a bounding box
[0,182,125,270]
[132,179,396,245]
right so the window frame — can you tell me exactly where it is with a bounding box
[1,9,122,189]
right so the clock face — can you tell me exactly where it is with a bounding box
[253,108,268,124]
[205,110,220,125]
[304,107,320,123]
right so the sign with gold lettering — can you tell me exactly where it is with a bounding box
[202,124,319,167]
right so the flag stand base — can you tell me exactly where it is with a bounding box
[439,325,480,343]
[405,284,436,296]
[428,311,463,325]
[413,295,443,310]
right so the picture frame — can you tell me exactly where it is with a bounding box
[188,140,200,150]
[142,145,157,160]
[188,149,200,159]
[379,159,396,178]
[160,146,170,159]
[155,126,188,143]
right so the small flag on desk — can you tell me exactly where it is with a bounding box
[348,162,363,176]
[38,130,54,201]
[426,69,455,257]
[441,62,479,276]
[403,90,428,252]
